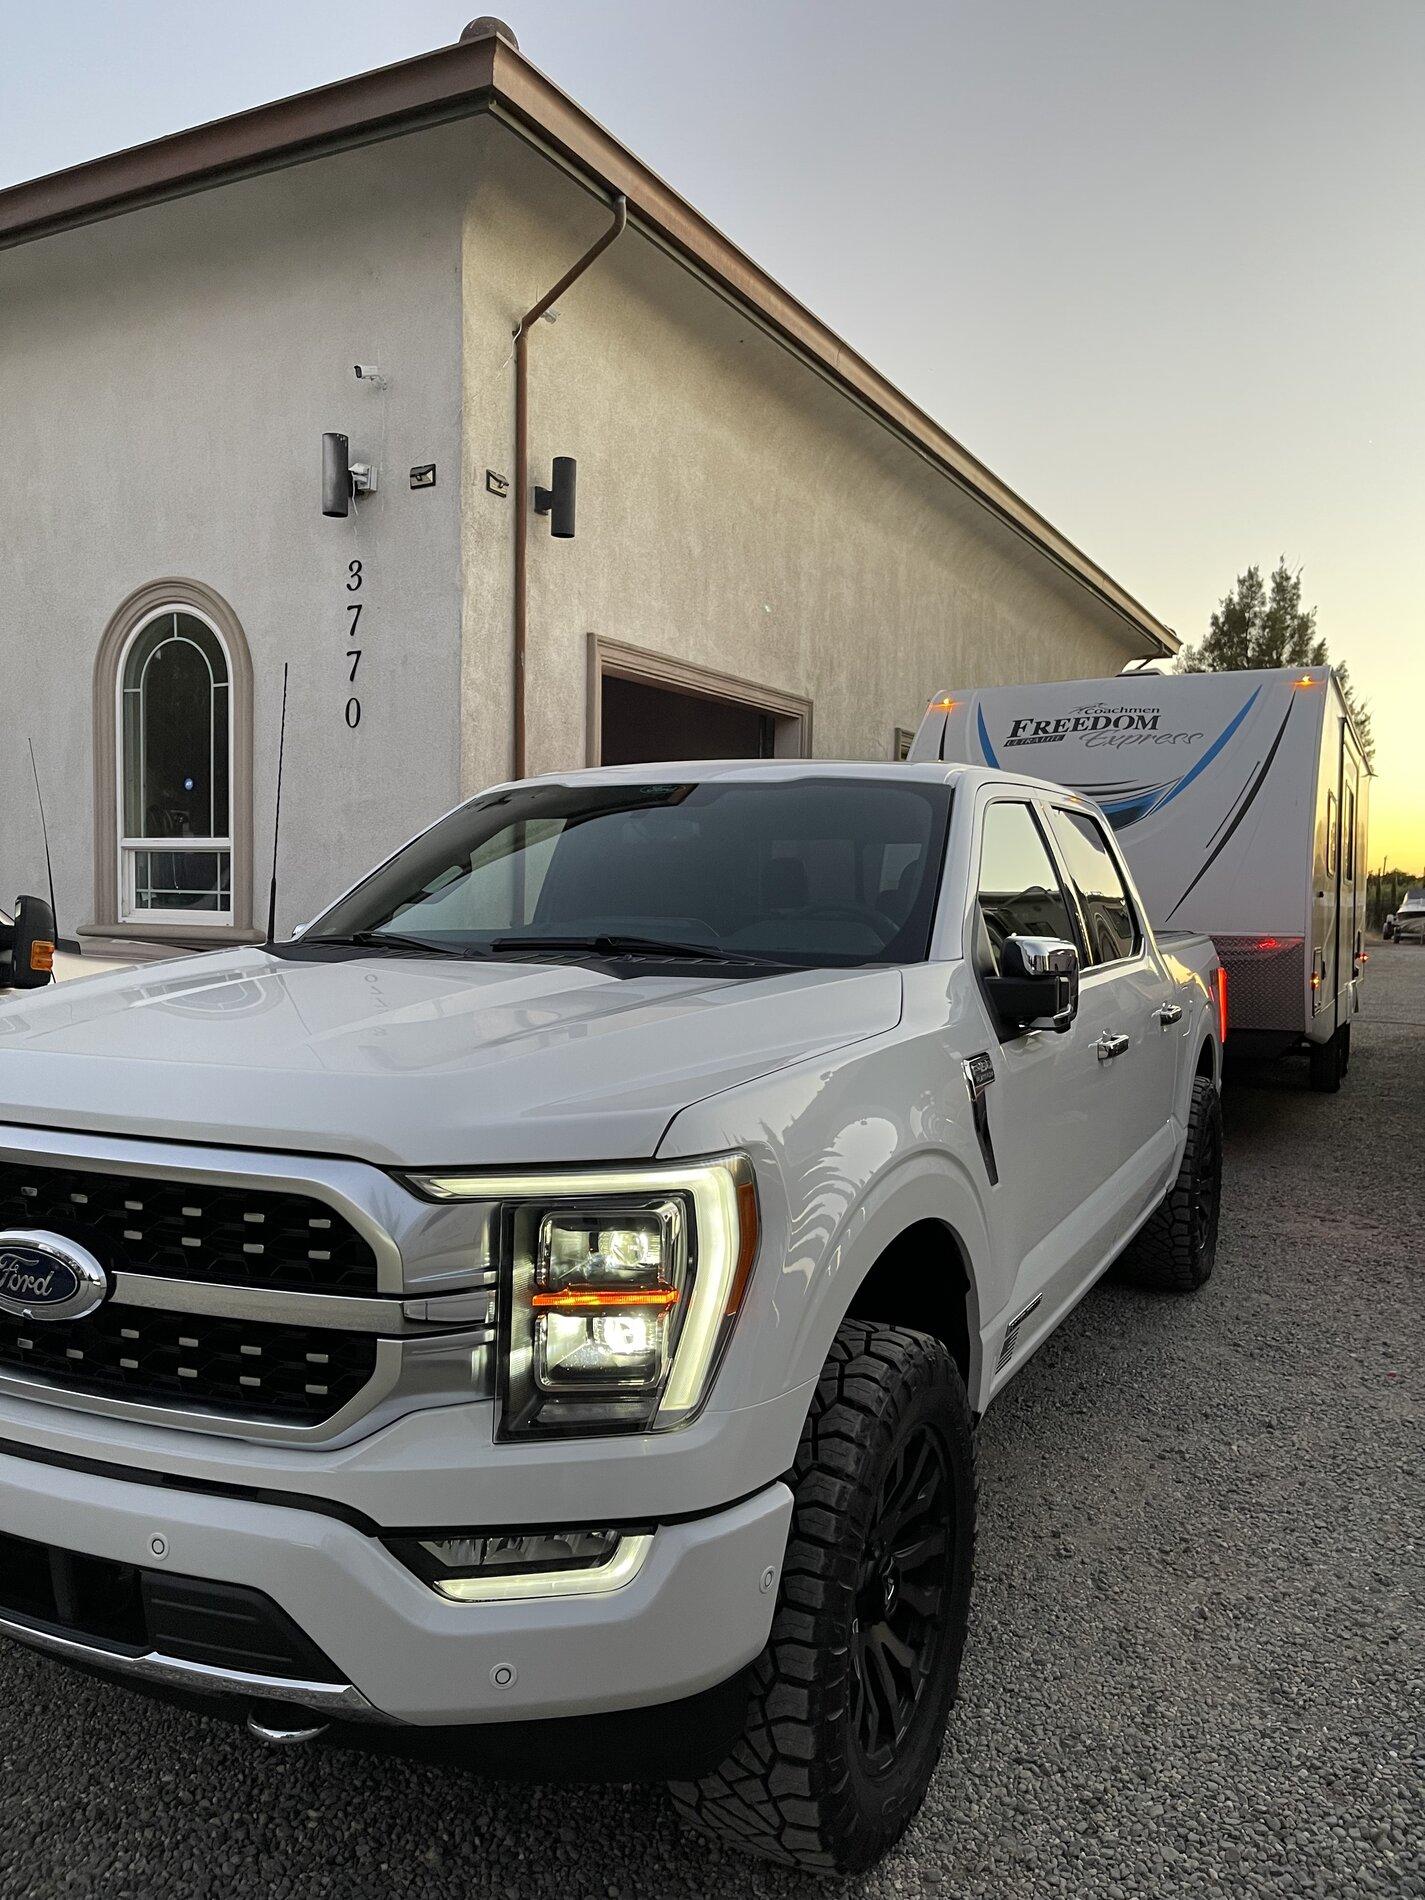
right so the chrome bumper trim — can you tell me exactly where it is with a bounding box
[0,1608,394,1722]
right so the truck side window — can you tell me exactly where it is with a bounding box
[1047,808,1141,966]
[975,802,1076,974]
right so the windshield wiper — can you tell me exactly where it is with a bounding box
[489,933,790,969]
[299,930,487,959]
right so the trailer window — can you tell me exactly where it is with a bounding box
[1326,793,1337,878]
[1046,808,1142,966]
[1344,789,1355,881]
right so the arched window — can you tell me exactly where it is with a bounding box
[118,610,233,920]
[93,580,253,937]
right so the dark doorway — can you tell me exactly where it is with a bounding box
[601,674,778,765]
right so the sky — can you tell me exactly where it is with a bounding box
[3,0,1421,865]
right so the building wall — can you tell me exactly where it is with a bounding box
[459,124,1153,796]
[1,107,1159,946]
[0,124,473,938]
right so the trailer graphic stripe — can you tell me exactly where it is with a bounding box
[1164,696,1297,920]
[1142,688,1261,819]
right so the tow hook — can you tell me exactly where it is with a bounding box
[247,1709,330,1747]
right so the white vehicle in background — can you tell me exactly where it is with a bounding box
[912,666,1371,1093]
[0,760,1223,1875]
[1389,888,1425,943]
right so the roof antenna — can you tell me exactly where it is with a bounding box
[265,665,290,947]
[27,738,60,942]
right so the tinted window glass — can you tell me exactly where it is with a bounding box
[1048,808,1140,965]
[313,778,952,968]
[976,802,1075,974]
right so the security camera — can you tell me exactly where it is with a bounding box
[353,364,387,387]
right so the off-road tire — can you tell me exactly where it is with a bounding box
[1117,1075,1223,1291]
[668,1321,975,1874]
[1310,1028,1344,1093]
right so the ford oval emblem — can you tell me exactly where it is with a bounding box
[0,1230,109,1323]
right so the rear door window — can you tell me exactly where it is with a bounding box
[1047,807,1142,966]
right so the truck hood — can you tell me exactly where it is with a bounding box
[0,948,902,1167]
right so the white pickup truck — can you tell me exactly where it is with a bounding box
[0,761,1223,1874]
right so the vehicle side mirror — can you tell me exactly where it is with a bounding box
[985,935,1079,1037]
[2,895,57,989]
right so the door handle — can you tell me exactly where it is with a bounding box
[1155,1002,1183,1026]
[1095,1032,1131,1062]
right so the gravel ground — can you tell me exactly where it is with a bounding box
[1,949,1420,1899]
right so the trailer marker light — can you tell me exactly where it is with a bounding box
[1253,937,1282,951]
[929,697,958,712]
[1215,965,1228,1043]
[1293,675,1319,688]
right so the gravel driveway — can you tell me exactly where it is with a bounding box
[2,950,1420,1899]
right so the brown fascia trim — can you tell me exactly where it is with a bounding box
[0,35,1175,655]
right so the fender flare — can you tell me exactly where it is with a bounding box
[781,1145,997,1412]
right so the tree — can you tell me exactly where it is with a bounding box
[1178,559,1372,759]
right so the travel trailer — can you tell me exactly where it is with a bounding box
[911,667,1370,1091]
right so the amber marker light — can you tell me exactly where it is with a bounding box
[29,941,55,974]
[929,696,958,713]
[530,1286,680,1313]
[1293,675,1320,688]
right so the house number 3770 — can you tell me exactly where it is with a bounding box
[345,558,363,729]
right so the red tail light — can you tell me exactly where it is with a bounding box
[1215,965,1228,1043]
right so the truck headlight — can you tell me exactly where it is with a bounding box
[407,1155,759,1436]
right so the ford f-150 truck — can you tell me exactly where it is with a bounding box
[0,761,1224,1874]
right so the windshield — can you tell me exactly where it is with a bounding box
[310,777,952,968]
[1401,889,1425,910]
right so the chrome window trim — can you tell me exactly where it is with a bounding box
[0,1609,393,1722]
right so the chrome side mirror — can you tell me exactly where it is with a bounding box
[986,935,1079,1037]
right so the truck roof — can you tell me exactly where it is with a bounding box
[502,757,1098,803]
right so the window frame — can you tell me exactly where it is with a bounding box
[970,794,1080,977]
[115,605,235,927]
[1042,800,1146,971]
[90,578,255,943]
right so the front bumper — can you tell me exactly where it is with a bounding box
[0,1445,792,1726]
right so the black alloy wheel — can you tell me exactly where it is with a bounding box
[850,1423,954,1776]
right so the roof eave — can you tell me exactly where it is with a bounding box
[0,34,1176,656]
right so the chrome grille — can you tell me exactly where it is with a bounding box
[0,1158,378,1294]
[0,1126,498,1445]
[0,1305,378,1426]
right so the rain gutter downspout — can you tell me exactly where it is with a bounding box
[512,192,628,779]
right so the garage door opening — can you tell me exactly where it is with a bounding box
[591,638,811,767]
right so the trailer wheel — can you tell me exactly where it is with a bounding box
[1117,1076,1222,1292]
[668,1320,975,1874]
[1310,1028,1344,1093]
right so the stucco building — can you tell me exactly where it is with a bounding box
[0,18,1176,947]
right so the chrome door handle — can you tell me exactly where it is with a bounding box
[1095,1032,1131,1062]
[1155,1002,1183,1026]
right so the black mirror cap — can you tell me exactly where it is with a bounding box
[986,934,1080,1037]
[4,895,57,989]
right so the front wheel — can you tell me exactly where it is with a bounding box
[669,1321,976,1874]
